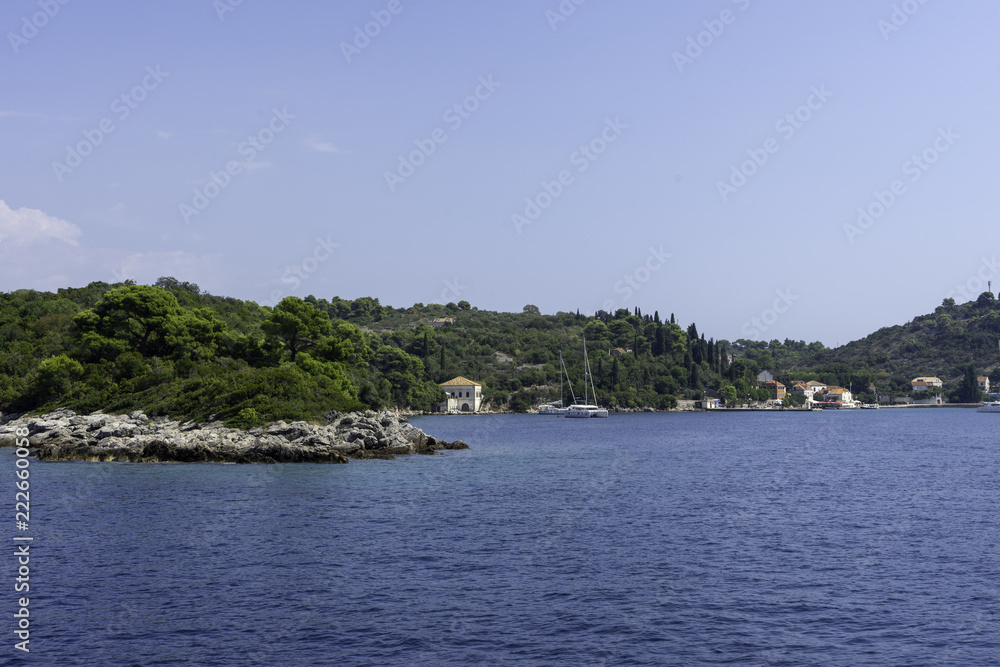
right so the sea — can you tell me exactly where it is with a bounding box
[3,409,999,666]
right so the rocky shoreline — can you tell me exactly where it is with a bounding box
[0,408,468,464]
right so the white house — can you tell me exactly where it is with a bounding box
[792,380,827,404]
[437,376,483,412]
[911,376,943,392]
[978,376,990,393]
[823,386,855,406]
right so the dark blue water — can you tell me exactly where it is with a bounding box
[3,410,999,665]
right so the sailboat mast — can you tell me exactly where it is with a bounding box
[559,350,564,407]
[583,339,588,405]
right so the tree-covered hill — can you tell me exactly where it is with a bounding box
[0,280,767,423]
[733,294,1000,400]
[7,280,994,423]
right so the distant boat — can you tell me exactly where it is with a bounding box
[566,339,608,418]
[860,403,880,410]
[538,351,571,415]
[566,404,609,418]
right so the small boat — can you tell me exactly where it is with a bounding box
[860,403,880,410]
[977,401,1000,413]
[538,404,568,415]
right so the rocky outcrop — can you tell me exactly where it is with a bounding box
[0,409,468,464]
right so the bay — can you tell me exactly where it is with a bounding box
[4,409,999,665]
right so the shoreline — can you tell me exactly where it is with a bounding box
[415,402,985,416]
[0,408,468,464]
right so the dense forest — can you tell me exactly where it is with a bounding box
[2,280,997,425]
[0,278,771,424]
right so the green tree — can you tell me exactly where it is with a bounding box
[316,321,371,365]
[509,390,533,412]
[262,297,332,362]
[166,308,228,360]
[33,354,84,403]
[79,285,184,356]
[953,363,983,403]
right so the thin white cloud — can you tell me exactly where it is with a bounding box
[0,238,226,294]
[109,250,224,286]
[304,135,348,154]
[0,200,82,247]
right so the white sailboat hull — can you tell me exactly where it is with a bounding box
[565,405,609,418]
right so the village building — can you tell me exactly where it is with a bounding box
[762,380,786,401]
[911,376,943,392]
[978,376,990,393]
[822,386,854,406]
[436,376,483,413]
[791,380,827,404]
[430,317,456,328]
[697,389,722,409]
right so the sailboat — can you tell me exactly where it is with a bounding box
[538,351,571,415]
[565,339,609,418]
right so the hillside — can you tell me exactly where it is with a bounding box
[734,295,1000,398]
[0,279,759,423]
[5,281,996,422]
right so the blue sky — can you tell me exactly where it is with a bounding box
[1,0,998,346]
